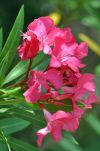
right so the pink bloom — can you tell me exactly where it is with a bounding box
[75,42,88,59]
[71,102,84,118]
[28,17,75,54]
[24,82,42,103]
[45,27,75,50]
[23,71,49,103]
[50,37,86,72]
[18,31,39,60]
[62,73,96,100]
[71,93,97,118]
[28,16,56,54]
[37,109,79,147]
[17,16,97,147]
[44,68,63,90]
[74,74,96,100]
[85,93,97,108]
[28,70,49,90]
[23,68,63,103]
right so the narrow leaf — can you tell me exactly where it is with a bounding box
[58,133,82,151]
[0,142,8,151]
[0,117,30,135]
[0,5,24,77]
[0,130,11,151]
[85,114,100,135]
[8,137,39,151]
[0,28,3,52]
[3,52,50,86]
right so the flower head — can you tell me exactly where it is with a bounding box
[17,16,97,147]
[18,31,39,60]
[37,109,79,147]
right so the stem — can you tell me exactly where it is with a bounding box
[24,58,33,82]
[38,103,45,109]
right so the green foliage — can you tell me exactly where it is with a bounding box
[0,142,8,151]
[85,114,100,135]
[0,117,30,135]
[8,137,39,151]
[0,5,41,150]
[3,52,50,86]
[0,5,24,85]
[95,64,100,76]
[0,28,3,52]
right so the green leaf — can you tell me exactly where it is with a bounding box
[0,28,3,52]
[0,130,11,151]
[7,106,45,125]
[3,52,50,86]
[85,114,100,135]
[0,52,9,85]
[0,117,30,135]
[3,60,29,85]
[0,99,22,106]
[0,130,6,144]
[58,134,82,151]
[45,132,82,151]
[95,64,100,76]
[95,76,100,97]
[0,5,24,77]
[0,142,8,151]
[8,137,39,151]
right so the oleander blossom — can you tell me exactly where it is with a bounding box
[18,16,97,147]
[37,109,79,147]
[18,30,39,60]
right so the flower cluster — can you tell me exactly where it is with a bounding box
[18,16,97,147]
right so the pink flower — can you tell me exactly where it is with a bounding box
[50,37,86,72]
[85,93,97,108]
[28,17,75,54]
[28,16,56,54]
[37,109,79,147]
[75,42,88,59]
[18,31,39,60]
[45,27,75,50]
[74,74,96,100]
[44,68,63,90]
[23,68,63,103]
[24,82,42,103]
[62,73,96,100]
[71,92,97,118]
[17,16,97,147]
[23,71,49,103]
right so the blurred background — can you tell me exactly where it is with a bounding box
[0,0,100,151]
